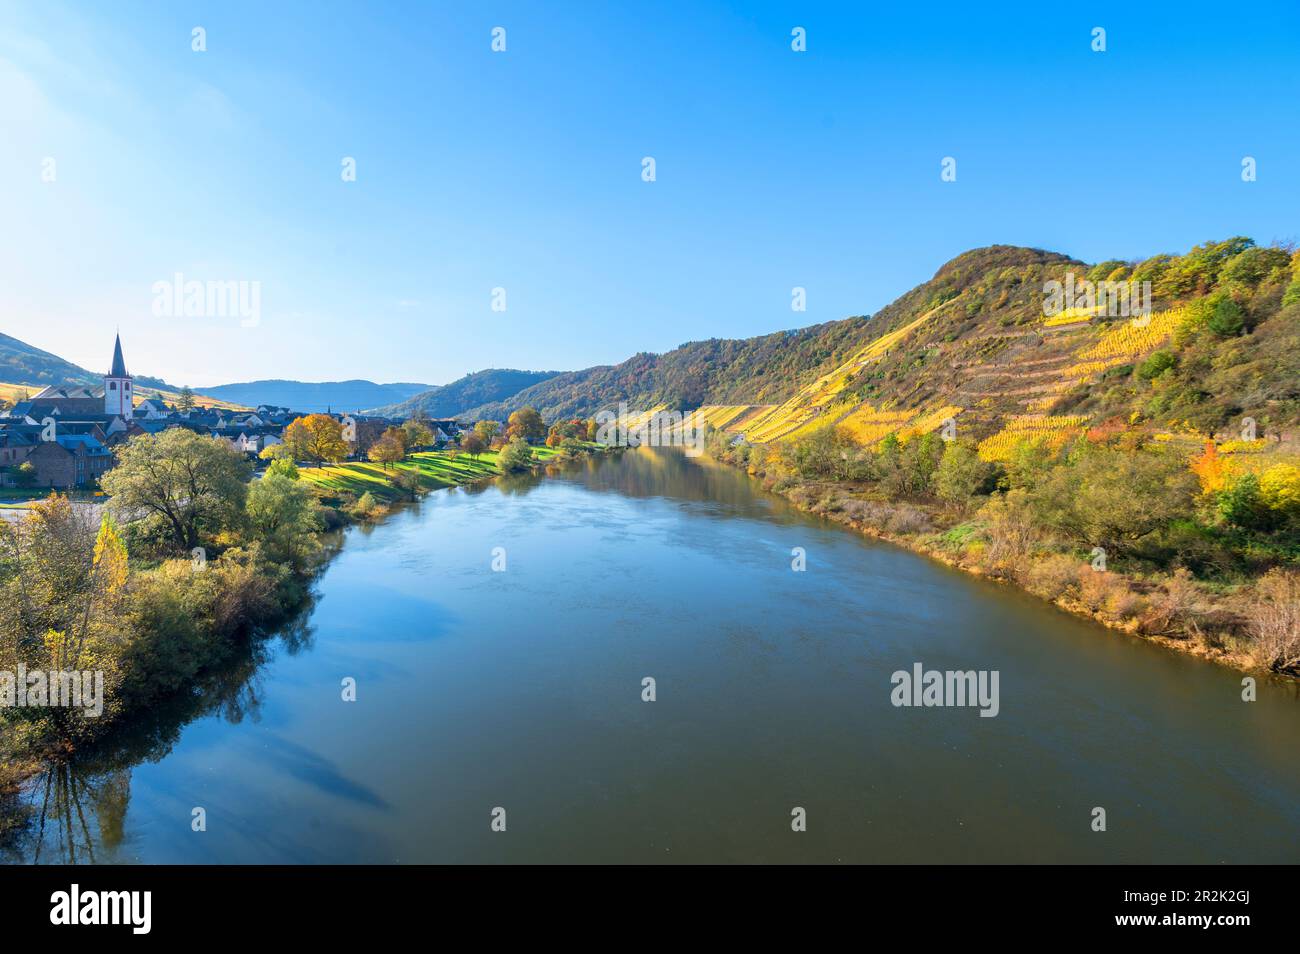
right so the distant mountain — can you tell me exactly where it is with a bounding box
[202,379,434,413]
[370,369,561,418]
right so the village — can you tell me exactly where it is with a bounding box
[0,335,462,491]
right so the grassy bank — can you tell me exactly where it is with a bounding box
[298,446,563,499]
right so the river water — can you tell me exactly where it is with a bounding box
[4,448,1298,863]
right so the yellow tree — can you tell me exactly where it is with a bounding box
[1189,441,1231,495]
[283,414,349,466]
[368,431,406,470]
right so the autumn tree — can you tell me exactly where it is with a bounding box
[282,414,349,466]
[474,420,500,443]
[102,428,250,552]
[506,407,546,444]
[459,431,487,457]
[368,429,407,469]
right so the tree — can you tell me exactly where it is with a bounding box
[368,430,406,469]
[402,419,434,450]
[282,414,349,466]
[498,436,534,473]
[474,420,500,444]
[102,429,250,552]
[176,386,196,412]
[933,438,995,505]
[245,470,322,572]
[506,407,546,444]
[459,431,487,457]
[1029,443,1197,553]
[266,459,300,480]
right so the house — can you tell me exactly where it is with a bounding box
[26,434,114,489]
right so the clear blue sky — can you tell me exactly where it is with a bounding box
[2,0,1298,388]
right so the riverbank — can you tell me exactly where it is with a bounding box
[0,441,603,794]
[704,455,1296,681]
[296,444,590,519]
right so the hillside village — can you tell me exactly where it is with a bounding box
[0,335,460,490]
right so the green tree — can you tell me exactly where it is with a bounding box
[266,458,300,480]
[245,470,322,572]
[102,429,250,552]
[498,436,534,473]
[402,419,434,449]
[933,438,995,505]
[1137,349,1177,381]
[176,386,196,412]
[1030,443,1197,553]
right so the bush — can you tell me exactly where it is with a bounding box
[1143,568,1206,637]
[1246,569,1300,672]
[1077,570,1145,620]
[1137,349,1177,381]
[1024,553,1081,601]
[498,436,534,474]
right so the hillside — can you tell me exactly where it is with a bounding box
[454,241,1298,455]
[683,239,1300,450]
[202,379,433,413]
[371,369,561,418]
[0,332,100,388]
[0,331,243,410]
[461,317,876,422]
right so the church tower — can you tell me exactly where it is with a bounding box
[104,333,134,420]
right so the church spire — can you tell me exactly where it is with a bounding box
[110,333,128,378]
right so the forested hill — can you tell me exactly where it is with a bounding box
[1,331,187,393]
[463,240,1300,448]
[0,332,102,388]
[459,315,878,422]
[460,245,1076,421]
[370,368,561,418]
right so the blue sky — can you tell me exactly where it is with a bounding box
[2,1,1298,388]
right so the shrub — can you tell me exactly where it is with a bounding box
[498,436,534,474]
[352,491,380,518]
[1247,569,1300,672]
[1024,553,1081,601]
[1137,349,1176,381]
[1143,568,1206,637]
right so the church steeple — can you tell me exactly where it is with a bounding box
[109,333,128,378]
[104,333,134,420]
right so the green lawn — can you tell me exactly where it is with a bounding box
[297,445,570,503]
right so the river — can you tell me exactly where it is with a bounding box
[4,448,1298,863]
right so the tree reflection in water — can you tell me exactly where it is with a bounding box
[0,595,318,864]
